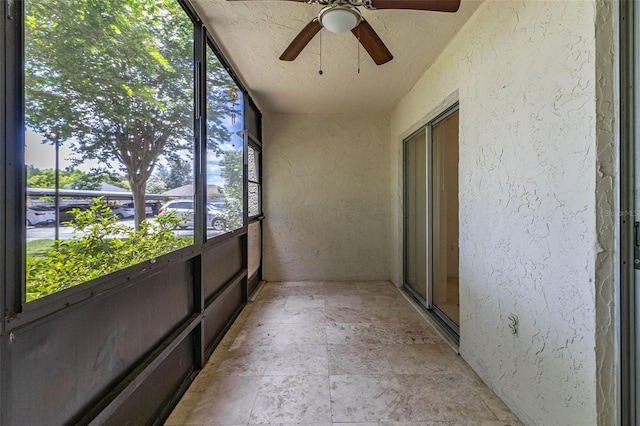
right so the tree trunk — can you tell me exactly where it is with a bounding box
[130,180,147,230]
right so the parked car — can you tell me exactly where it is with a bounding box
[111,202,153,219]
[59,204,91,223]
[208,201,227,211]
[159,200,226,231]
[26,206,56,226]
[131,201,157,216]
[110,204,135,219]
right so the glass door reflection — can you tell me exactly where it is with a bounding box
[430,110,459,328]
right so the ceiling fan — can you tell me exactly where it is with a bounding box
[230,0,461,66]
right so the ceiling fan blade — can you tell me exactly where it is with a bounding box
[367,0,460,12]
[280,19,322,61]
[351,19,393,65]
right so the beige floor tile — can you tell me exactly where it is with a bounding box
[332,423,378,426]
[379,423,446,426]
[234,300,286,326]
[332,423,379,426]
[250,297,288,312]
[275,322,327,345]
[328,344,394,375]
[253,284,292,298]
[374,322,441,345]
[249,375,332,424]
[263,281,327,296]
[206,344,273,376]
[265,344,329,375]
[383,344,464,375]
[226,324,279,348]
[391,422,514,426]
[324,293,364,308]
[166,281,521,426]
[257,288,293,299]
[330,374,413,422]
[325,305,373,323]
[396,373,498,423]
[379,423,462,426]
[248,424,333,426]
[367,306,427,325]
[356,281,400,293]
[327,322,380,345]
[318,282,362,295]
[363,292,407,302]
[284,294,326,309]
[281,306,326,324]
[360,291,407,302]
[164,375,261,425]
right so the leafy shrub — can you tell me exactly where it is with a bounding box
[26,198,191,302]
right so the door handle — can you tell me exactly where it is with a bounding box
[635,222,640,270]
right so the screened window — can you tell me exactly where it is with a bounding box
[24,0,195,302]
[205,45,244,238]
[248,144,262,218]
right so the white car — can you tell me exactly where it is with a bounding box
[159,200,226,231]
[26,206,56,226]
[110,204,135,219]
[111,202,153,219]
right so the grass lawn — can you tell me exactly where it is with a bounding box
[26,239,55,257]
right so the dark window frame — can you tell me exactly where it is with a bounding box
[2,0,259,329]
[248,139,262,220]
[204,39,246,237]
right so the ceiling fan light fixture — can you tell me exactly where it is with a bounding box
[318,5,361,33]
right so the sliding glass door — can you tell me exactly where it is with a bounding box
[403,105,459,336]
[404,129,428,300]
[431,109,460,328]
[621,0,640,422]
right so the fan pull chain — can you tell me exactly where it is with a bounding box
[319,30,323,75]
[357,25,361,74]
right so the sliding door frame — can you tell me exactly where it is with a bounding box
[403,102,459,341]
[620,0,637,423]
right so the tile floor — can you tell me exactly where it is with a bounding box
[165,281,522,426]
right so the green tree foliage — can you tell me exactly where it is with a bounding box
[23,0,244,302]
[27,166,127,190]
[66,174,103,190]
[25,0,196,227]
[155,157,192,190]
[25,0,240,229]
[27,169,58,189]
[145,175,167,195]
[26,198,190,301]
[26,164,40,181]
[219,149,243,229]
[206,49,236,156]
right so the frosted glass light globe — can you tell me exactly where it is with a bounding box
[319,6,361,33]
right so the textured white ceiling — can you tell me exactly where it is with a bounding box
[191,0,482,113]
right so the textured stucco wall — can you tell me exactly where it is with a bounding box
[262,113,391,281]
[389,0,612,424]
[594,0,616,424]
